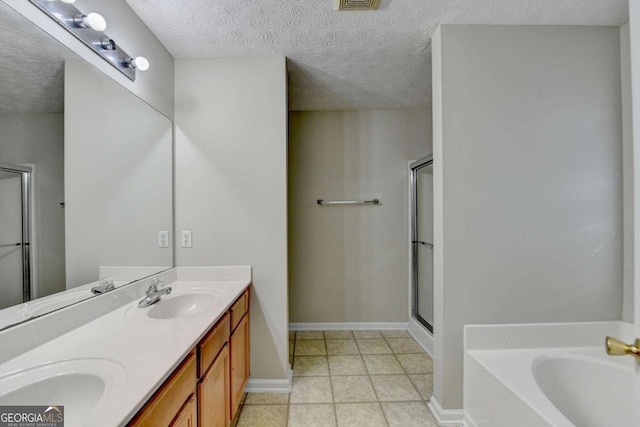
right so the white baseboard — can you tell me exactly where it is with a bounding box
[463,414,478,427]
[289,322,409,331]
[408,316,434,357]
[427,397,464,427]
[246,368,293,393]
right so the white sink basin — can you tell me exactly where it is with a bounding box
[21,291,90,319]
[0,359,125,426]
[126,288,220,320]
[147,293,217,319]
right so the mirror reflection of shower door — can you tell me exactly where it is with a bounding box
[411,157,433,333]
[0,164,31,309]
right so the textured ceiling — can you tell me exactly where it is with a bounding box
[0,2,79,113]
[125,0,628,111]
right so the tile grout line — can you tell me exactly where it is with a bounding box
[291,332,296,369]
[324,332,341,427]
[286,332,292,427]
[286,399,426,405]
[287,399,425,405]
[387,334,426,401]
[359,332,390,427]
[288,332,294,427]
[381,333,409,376]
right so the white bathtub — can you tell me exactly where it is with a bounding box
[465,346,640,427]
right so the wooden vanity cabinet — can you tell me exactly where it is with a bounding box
[127,289,250,427]
[230,310,249,420]
[129,352,197,427]
[171,395,197,427]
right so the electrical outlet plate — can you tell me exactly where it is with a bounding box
[181,230,192,248]
[158,231,169,248]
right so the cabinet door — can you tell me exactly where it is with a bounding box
[230,313,250,420]
[170,394,196,427]
[128,352,197,427]
[199,344,230,427]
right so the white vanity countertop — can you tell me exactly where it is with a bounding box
[0,274,251,427]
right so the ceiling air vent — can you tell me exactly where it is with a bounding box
[333,0,380,11]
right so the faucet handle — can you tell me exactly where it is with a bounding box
[605,336,640,361]
[150,278,165,287]
[147,278,165,295]
[99,277,113,287]
[606,336,631,356]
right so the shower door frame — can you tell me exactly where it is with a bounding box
[0,162,32,302]
[410,155,433,333]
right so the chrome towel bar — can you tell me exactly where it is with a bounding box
[317,199,380,206]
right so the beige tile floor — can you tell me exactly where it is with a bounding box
[237,330,437,427]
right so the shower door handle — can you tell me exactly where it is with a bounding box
[0,243,22,248]
[412,241,433,248]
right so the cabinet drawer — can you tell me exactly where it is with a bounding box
[230,289,249,332]
[199,312,230,377]
[129,352,197,427]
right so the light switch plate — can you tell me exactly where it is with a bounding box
[181,230,192,248]
[158,231,169,248]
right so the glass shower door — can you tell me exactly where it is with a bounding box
[0,165,31,309]
[411,157,434,333]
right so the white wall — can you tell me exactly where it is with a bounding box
[65,61,173,288]
[432,25,623,410]
[0,114,65,299]
[1,0,174,118]
[174,57,289,382]
[288,109,431,323]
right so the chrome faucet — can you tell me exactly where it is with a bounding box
[138,278,172,308]
[91,277,115,294]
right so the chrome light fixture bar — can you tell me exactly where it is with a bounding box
[29,0,144,81]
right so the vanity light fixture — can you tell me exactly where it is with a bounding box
[124,56,150,71]
[29,0,146,81]
[72,12,107,31]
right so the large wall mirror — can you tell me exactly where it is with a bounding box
[0,2,173,330]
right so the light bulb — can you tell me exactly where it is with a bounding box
[133,56,150,71]
[74,13,106,31]
[123,56,149,71]
[84,13,106,31]
[125,56,150,71]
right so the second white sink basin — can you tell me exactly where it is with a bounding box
[0,359,125,426]
[147,293,217,319]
